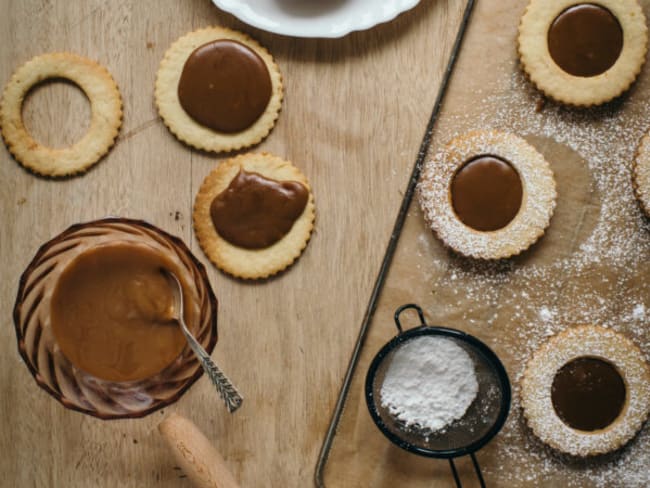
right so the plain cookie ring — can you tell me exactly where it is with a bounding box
[518,0,647,106]
[417,130,556,260]
[520,325,650,457]
[0,52,123,177]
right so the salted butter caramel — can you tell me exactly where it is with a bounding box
[210,169,309,249]
[177,39,272,133]
[551,357,626,431]
[548,4,623,77]
[451,155,523,232]
[51,244,188,382]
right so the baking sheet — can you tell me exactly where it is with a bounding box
[318,0,650,486]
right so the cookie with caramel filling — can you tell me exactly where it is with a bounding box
[520,325,650,456]
[193,153,315,279]
[518,0,647,106]
[155,27,283,152]
[417,130,556,260]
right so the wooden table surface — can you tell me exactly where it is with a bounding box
[0,0,466,486]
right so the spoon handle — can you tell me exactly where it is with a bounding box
[181,326,243,413]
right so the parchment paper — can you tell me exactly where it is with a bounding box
[321,0,650,486]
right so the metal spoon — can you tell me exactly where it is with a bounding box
[161,268,243,413]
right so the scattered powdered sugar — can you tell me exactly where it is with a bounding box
[411,66,650,486]
[538,306,555,323]
[380,336,478,432]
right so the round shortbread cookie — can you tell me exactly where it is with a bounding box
[155,27,283,153]
[518,0,647,106]
[520,325,650,456]
[417,130,557,260]
[0,52,122,176]
[193,153,315,279]
[634,130,650,217]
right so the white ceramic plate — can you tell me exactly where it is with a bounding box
[211,0,422,38]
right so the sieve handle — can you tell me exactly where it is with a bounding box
[393,303,427,333]
[448,454,487,488]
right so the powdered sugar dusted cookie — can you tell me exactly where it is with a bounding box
[520,325,650,456]
[418,130,556,260]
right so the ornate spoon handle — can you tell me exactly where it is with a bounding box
[162,268,243,413]
[180,326,243,413]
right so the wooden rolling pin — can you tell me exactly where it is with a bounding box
[158,413,240,488]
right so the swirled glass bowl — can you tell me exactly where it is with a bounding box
[13,218,218,420]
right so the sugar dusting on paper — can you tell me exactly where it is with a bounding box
[414,66,650,487]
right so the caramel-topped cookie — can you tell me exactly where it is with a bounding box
[210,169,309,250]
[155,27,283,152]
[518,0,647,106]
[634,130,650,218]
[193,153,315,279]
[521,325,650,456]
[418,131,556,260]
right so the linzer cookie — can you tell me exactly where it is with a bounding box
[193,153,315,279]
[634,130,650,217]
[518,0,647,106]
[520,325,650,456]
[155,27,283,152]
[0,52,122,176]
[417,130,556,260]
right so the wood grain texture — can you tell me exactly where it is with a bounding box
[0,0,466,486]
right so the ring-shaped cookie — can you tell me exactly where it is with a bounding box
[193,153,315,279]
[520,325,650,456]
[0,52,123,176]
[418,131,556,260]
[155,27,283,153]
[634,130,650,217]
[518,0,648,106]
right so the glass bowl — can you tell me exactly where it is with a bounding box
[13,217,218,420]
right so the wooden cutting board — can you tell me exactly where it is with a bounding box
[0,0,467,486]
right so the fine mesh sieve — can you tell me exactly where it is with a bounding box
[365,304,511,487]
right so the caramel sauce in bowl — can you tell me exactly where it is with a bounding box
[13,218,217,419]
